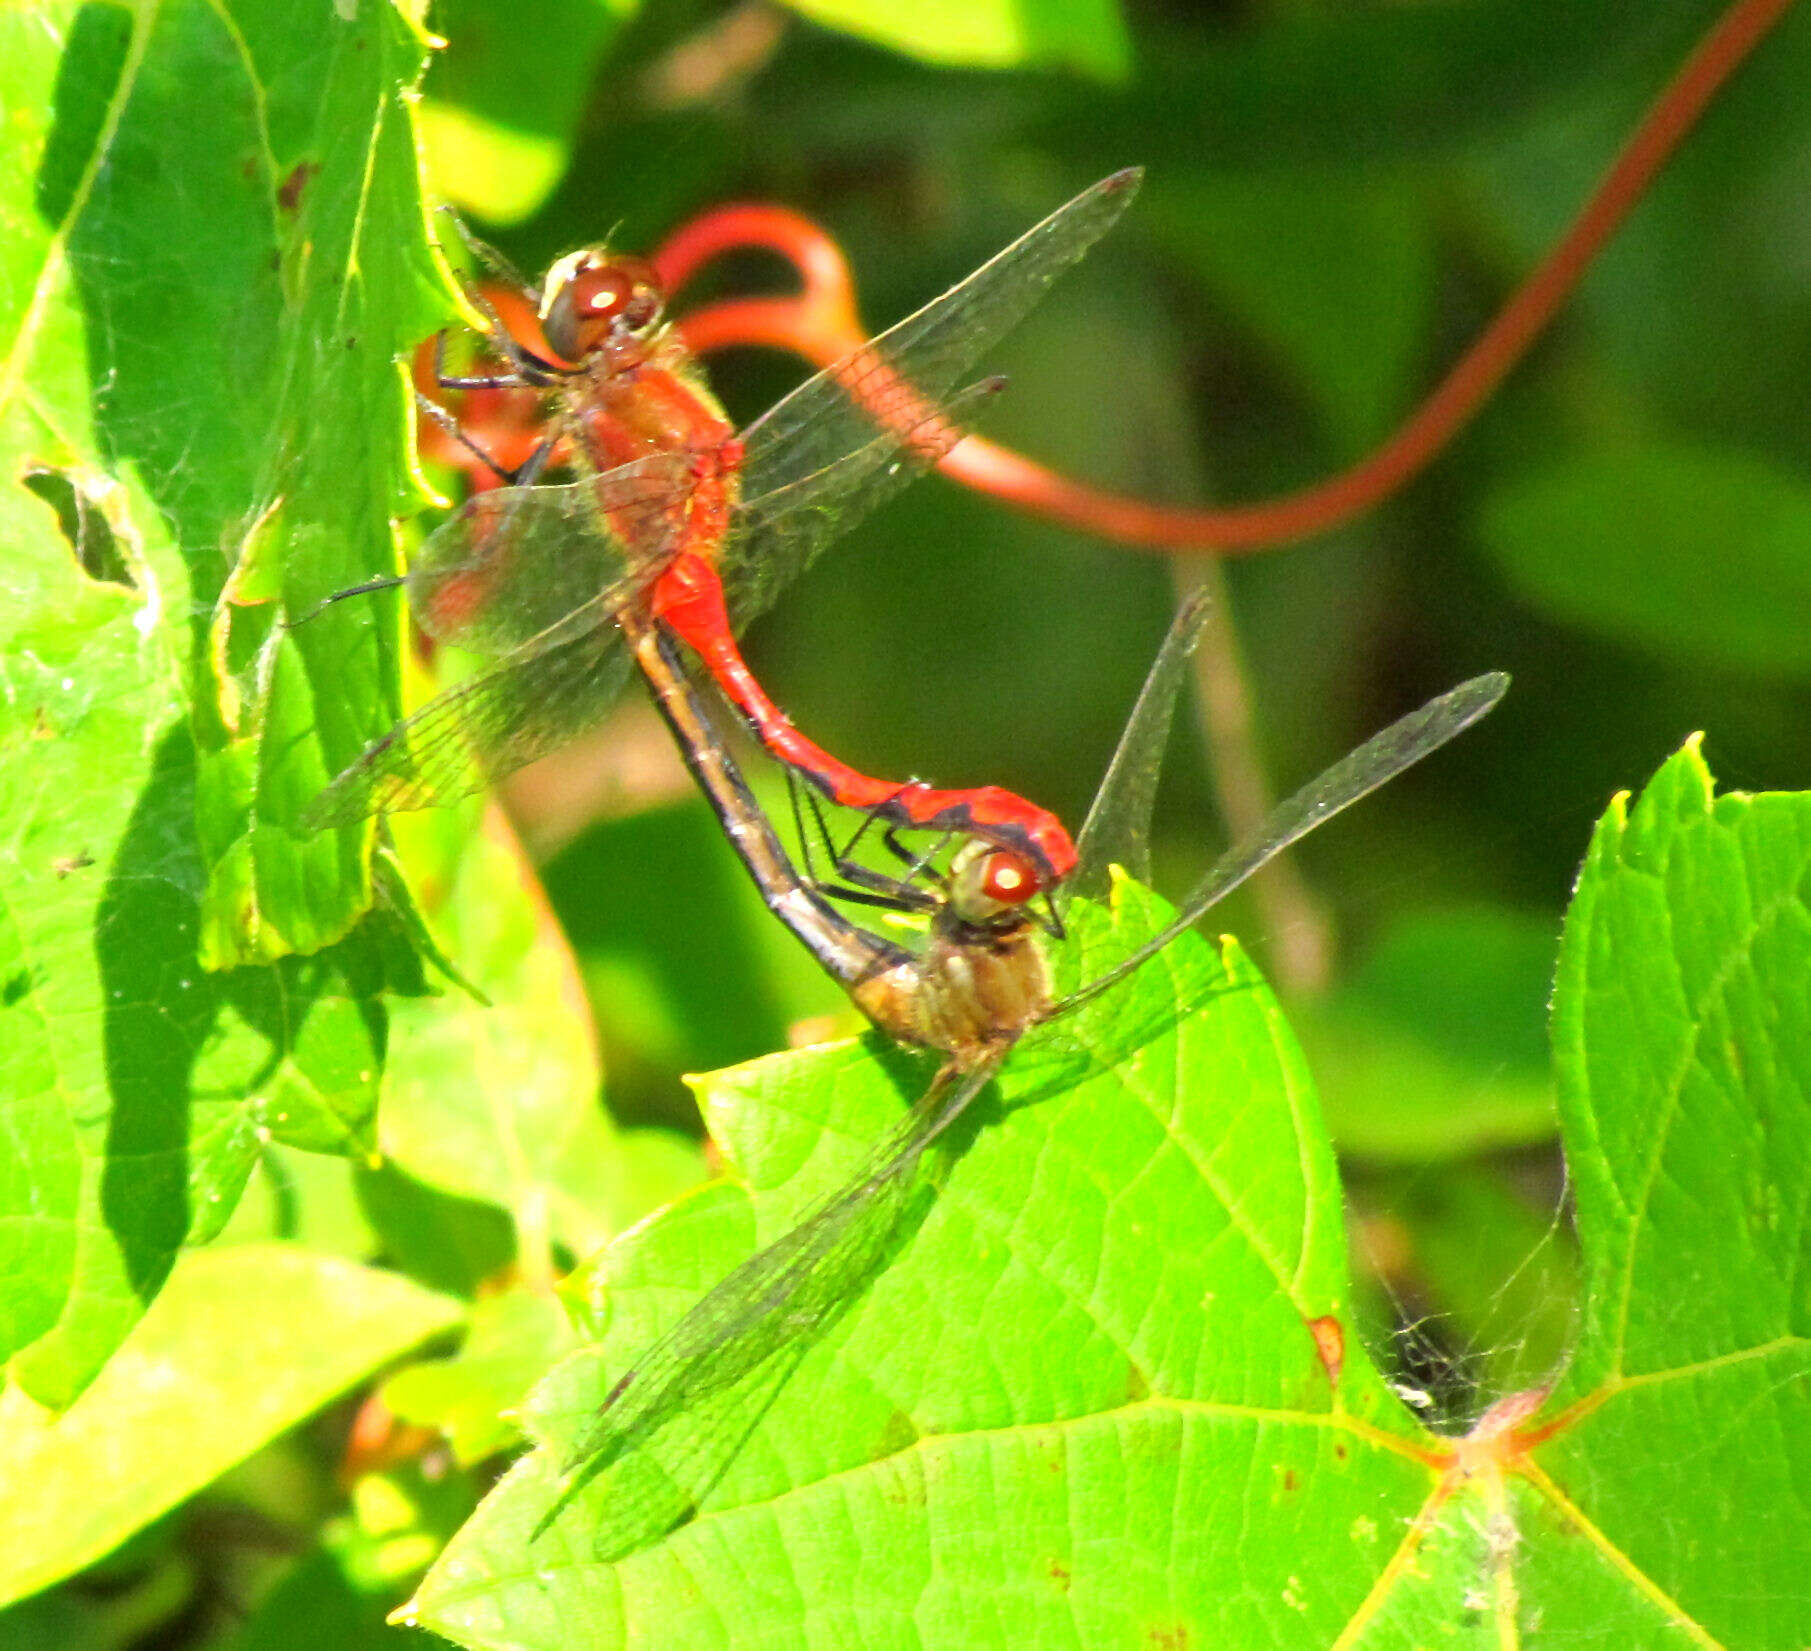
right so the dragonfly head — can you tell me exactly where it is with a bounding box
[944,842,1046,933]
[884,841,1053,1061]
[539,251,665,368]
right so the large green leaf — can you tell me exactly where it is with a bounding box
[405,883,1425,1645]
[0,0,449,1404]
[1536,739,1811,1634]
[0,1242,462,1610]
[403,737,1807,1646]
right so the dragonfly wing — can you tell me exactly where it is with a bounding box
[722,172,1142,616]
[737,171,1141,499]
[542,1058,1001,1559]
[302,599,635,828]
[1055,672,1511,1017]
[575,1340,808,1561]
[723,377,1004,631]
[407,453,691,656]
[1071,585,1216,902]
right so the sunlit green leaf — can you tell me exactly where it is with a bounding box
[407,885,1424,1644]
[783,0,1129,79]
[410,737,1809,1644]
[0,1244,461,1610]
[0,0,445,1403]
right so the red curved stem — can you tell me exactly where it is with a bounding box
[659,0,1796,553]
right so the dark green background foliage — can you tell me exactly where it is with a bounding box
[2,0,1807,1645]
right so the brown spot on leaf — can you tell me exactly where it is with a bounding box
[1306,1314,1344,1387]
[278,160,317,213]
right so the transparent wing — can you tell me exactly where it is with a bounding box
[1054,672,1511,1018]
[1070,585,1216,902]
[539,1057,1001,1560]
[722,170,1142,619]
[406,452,691,656]
[722,377,1003,632]
[302,454,692,829]
[301,600,636,828]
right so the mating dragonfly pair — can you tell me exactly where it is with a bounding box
[303,172,1506,1559]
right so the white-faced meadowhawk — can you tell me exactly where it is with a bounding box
[302,171,1145,894]
[523,591,1508,1559]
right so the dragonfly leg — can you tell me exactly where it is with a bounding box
[430,326,543,395]
[416,388,559,490]
[785,772,938,914]
[435,205,538,298]
[878,820,952,889]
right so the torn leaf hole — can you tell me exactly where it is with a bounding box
[23,464,134,588]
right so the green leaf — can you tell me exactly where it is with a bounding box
[382,1286,578,1465]
[1,0,446,1404]
[0,1243,461,1610]
[379,803,690,1267]
[408,883,1431,1644]
[216,1142,382,1259]
[781,0,1130,80]
[410,734,1808,1644]
[1552,736,1811,1376]
[1480,442,1811,676]
[1299,907,1558,1162]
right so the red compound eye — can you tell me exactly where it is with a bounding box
[567,265,635,320]
[543,256,662,360]
[979,851,1041,906]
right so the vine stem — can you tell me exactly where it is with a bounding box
[658,0,1797,553]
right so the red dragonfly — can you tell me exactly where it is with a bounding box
[517,591,1509,1558]
[304,172,1143,894]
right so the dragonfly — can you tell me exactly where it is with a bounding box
[303,171,1145,894]
[523,592,1509,1560]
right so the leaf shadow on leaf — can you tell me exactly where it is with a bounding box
[16,715,412,1402]
[89,729,387,1271]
